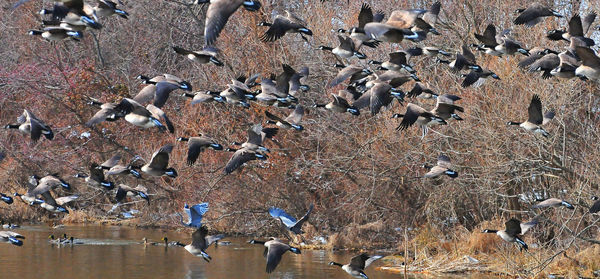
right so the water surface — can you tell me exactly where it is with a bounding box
[0,225,488,279]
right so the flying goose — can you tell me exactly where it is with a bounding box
[180,202,209,228]
[259,10,313,42]
[314,94,360,116]
[351,82,397,116]
[28,27,83,41]
[338,3,383,48]
[13,176,45,205]
[472,24,501,56]
[114,98,174,133]
[513,3,562,27]
[194,0,262,45]
[547,14,596,47]
[363,22,418,43]
[177,135,223,165]
[89,0,128,19]
[101,155,142,179]
[85,100,124,126]
[115,184,149,204]
[461,68,500,88]
[172,46,223,66]
[328,253,382,279]
[28,175,72,197]
[5,109,54,142]
[507,94,554,137]
[182,90,226,105]
[590,196,600,213]
[368,51,414,73]
[1,193,13,205]
[256,78,294,106]
[75,163,116,190]
[38,191,71,214]
[0,231,24,246]
[268,204,314,234]
[184,226,225,262]
[550,51,579,79]
[574,46,600,82]
[431,94,464,121]
[407,82,438,99]
[317,35,366,59]
[531,198,574,209]
[483,218,538,250]
[423,155,458,178]
[524,51,560,79]
[134,75,192,108]
[405,46,451,60]
[224,125,276,174]
[385,7,439,35]
[141,144,177,178]
[249,238,301,273]
[39,0,102,29]
[329,64,373,88]
[264,105,304,131]
[393,103,447,138]
[437,45,480,72]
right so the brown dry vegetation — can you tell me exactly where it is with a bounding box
[1,0,600,277]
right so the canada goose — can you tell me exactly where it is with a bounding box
[160,237,185,247]
[393,103,447,138]
[423,155,458,178]
[550,51,579,79]
[185,226,225,262]
[546,14,596,47]
[89,0,128,19]
[318,35,366,59]
[75,163,115,190]
[437,45,480,73]
[134,74,192,107]
[114,98,174,133]
[256,78,293,106]
[461,68,500,88]
[351,83,396,116]
[101,155,142,179]
[180,202,209,228]
[259,10,312,42]
[524,51,560,79]
[288,67,310,97]
[85,100,124,126]
[407,82,438,99]
[495,37,530,56]
[365,71,420,89]
[482,218,538,250]
[338,4,384,47]
[5,109,54,142]
[590,196,600,213]
[1,231,24,246]
[0,193,13,205]
[328,253,382,279]
[507,94,554,137]
[472,24,501,56]
[224,124,275,174]
[183,90,226,105]
[194,0,261,45]
[39,191,70,214]
[385,8,439,35]
[329,64,373,88]
[177,135,223,165]
[405,46,451,59]
[249,238,301,273]
[27,175,72,198]
[220,80,255,107]
[532,198,574,209]
[1,221,19,229]
[363,22,418,43]
[39,0,102,29]
[518,48,557,68]
[28,27,83,41]
[268,204,313,234]
[13,176,45,205]
[115,184,149,204]
[141,144,177,178]
[172,46,223,66]
[575,46,600,81]
[368,51,414,73]
[431,94,464,121]
[314,94,360,116]
[513,3,562,27]
[265,106,304,131]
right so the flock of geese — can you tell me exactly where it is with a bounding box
[2,0,600,277]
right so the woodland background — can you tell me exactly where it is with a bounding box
[0,0,599,275]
